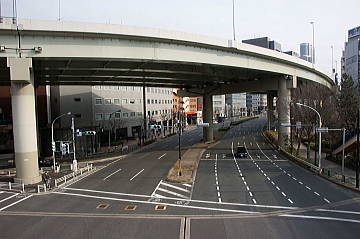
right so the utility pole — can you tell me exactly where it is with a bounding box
[143,83,147,145]
[177,111,182,176]
[232,0,236,41]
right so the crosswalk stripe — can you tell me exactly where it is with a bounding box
[156,188,189,198]
[160,182,191,193]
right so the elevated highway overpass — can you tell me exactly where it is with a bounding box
[0,18,334,184]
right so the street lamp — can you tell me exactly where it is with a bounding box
[296,103,322,171]
[108,110,121,150]
[51,111,71,172]
[232,0,236,41]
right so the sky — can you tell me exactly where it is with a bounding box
[1,0,359,76]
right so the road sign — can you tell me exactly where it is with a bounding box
[197,123,209,127]
[280,123,292,127]
[316,127,328,133]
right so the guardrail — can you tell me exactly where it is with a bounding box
[54,164,94,188]
[0,182,25,193]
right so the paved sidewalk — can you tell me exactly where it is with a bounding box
[296,142,355,177]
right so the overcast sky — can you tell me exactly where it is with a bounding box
[1,0,359,75]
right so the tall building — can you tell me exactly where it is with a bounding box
[225,93,247,117]
[300,43,314,63]
[342,26,360,87]
[246,94,267,115]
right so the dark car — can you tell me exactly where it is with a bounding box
[38,157,53,168]
[235,146,248,158]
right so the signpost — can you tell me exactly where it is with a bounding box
[197,123,209,127]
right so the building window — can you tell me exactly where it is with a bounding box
[151,99,154,104]
[137,112,143,116]
[122,99,128,104]
[95,113,103,121]
[74,98,81,102]
[147,99,150,104]
[147,88,150,93]
[104,99,112,105]
[95,98,103,105]
[115,112,121,118]
[114,98,120,104]
[74,113,82,118]
[129,99,135,104]
[155,100,158,104]
[123,112,129,118]
[130,112,136,117]
[105,113,111,120]
[137,99,142,104]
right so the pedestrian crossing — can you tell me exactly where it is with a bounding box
[150,180,192,200]
[0,190,32,211]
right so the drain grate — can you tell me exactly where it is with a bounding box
[124,205,137,211]
[155,205,167,211]
[96,203,109,209]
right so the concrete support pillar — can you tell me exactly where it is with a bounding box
[277,76,296,148]
[202,93,214,142]
[8,58,41,185]
[267,92,275,130]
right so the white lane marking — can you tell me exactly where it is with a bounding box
[0,193,19,203]
[0,195,33,211]
[65,188,297,210]
[153,193,165,198]
[217,192,221,197]
[276,186,280,191]
[246,186,250,191]
[271,181,275,185]
[279,214,360,224]
[0,191,4,194]
[53,191,258,214]
[103,168,122,180]
[157,188,189,199]
[282,192,287,197]
[158,153,167,159]
[160,182,191,193]
[249,191,253,197]
[252,198,257,204]
[288,199,294,204]
[129,169,145,181]
[299,181,303,185]
[324,198,330,203]
[305,186,311,190]
[316,209,360,215]
[314,192,320,196]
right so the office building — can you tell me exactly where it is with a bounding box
[225,93,247,117]
[342,26,360,87]
[300,43,314,63]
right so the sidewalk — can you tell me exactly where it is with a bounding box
[296,142,355,177]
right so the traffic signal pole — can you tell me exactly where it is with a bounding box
[72,117,77,172]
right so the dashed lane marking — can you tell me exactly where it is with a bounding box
[158,153,167,159]
[324,198,331,204]
[103,168,122,180]
[129,169,144,181]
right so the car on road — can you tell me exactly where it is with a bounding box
[235,146,248,158]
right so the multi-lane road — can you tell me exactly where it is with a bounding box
[0,117,359,238]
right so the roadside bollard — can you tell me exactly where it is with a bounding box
[80,168,83,175]
[44,184,46,193]
[37,185,40,193]
[22,183,25,192]
[8,182,11,190]
[64,176,67,184]
[55,180,57,188]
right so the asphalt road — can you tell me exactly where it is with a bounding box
[0,117,360,238]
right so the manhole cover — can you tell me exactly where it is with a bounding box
[155,205,167,211]
[96,203,109,209]
[124,205,137,211]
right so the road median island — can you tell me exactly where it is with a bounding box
[166,117,258,183]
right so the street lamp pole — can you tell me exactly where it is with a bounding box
[51,111,71,172]
[296,103,322,171]
[232,0,236,41]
